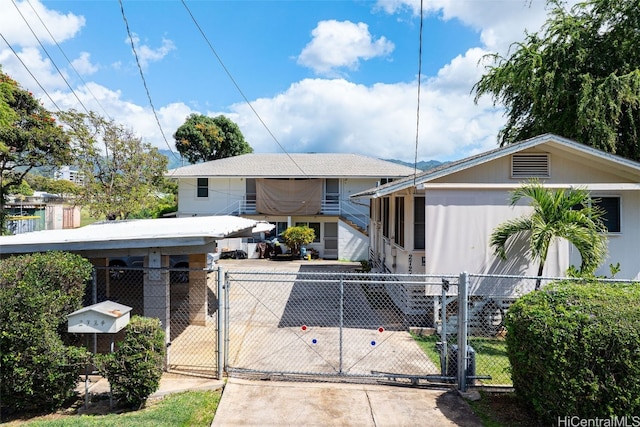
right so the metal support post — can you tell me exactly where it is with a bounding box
[217,266,224,380]
[457,271,469,392]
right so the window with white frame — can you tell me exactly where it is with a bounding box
[394,196,405,248]
[197,178,208,198]
[414,197,425,250]
[594,196,621,233]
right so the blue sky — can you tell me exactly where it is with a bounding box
[0,0,579,163]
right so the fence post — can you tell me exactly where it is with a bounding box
[223,267,230,376]
[457,271,469,392]
[217,265,224,380]
[339,276,344,375]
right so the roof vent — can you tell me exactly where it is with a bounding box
[511,153,550,178]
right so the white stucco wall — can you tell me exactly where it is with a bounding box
[338,219,368,261]
[424,189,569,276]
[178,178,245,216]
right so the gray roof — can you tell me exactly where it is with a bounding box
[166,153,418,179]
[351,133,640,198]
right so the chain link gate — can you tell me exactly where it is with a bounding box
[223,268,464,385]
[91,265,221,377]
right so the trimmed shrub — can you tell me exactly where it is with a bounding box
[505,281,640,423]
[281,225,315,256]
[96,315,166,408]
[0,252,93,413]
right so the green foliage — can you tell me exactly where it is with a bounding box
[96,316,166,408]
[173,114,252,164]
[281,225,315,255]
[26,173,81,196]
[505,282,640,423]
[56,110,168,221]
[0,252,93,413]
[490,180,608,288]
[0,69,71,233]
[474,0,640,161]
[7,179,34,197]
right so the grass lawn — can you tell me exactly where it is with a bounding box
[5,390,221,427]
[411,333,511,385]
[80,209,99,227]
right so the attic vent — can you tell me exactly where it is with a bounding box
[511,154,550,178]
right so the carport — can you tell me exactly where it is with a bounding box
[0,216,273,347]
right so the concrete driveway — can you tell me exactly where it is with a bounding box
[221,259,437,377]
[213,259,481,426]
[212,377,482,426]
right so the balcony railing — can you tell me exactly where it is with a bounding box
[212,198,369,231]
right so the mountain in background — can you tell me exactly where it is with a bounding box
[384,159,444,171]
[159,150,186,170]
[161,150,444,172]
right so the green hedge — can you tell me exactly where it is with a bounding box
[505,281,640,423]
[96,315,166,408]
[0,252,93,413]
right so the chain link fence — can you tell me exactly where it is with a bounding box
[224,266,460,385]
[90,265,220,377]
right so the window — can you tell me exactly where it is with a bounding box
[197,178,208,198]
[325,179,339,204]
[382,197,390,238]
[414,197,425,250]
[394,196,405,247]
[594,197,621,233]
[246,178,256,202]
[295,222,321,242]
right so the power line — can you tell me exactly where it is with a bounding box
[180,0,308,177]
[24,0,113,120]
[413,0,424,188]
[0,31,61,112]
[118,0,180,162]
[10,0,91,115]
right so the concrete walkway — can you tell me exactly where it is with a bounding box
[212,377,482,427]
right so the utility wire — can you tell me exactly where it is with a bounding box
[180,0,308,177]
[10,0,91,115]
[118,0,180,161]
[0,31,61,112]
[24,0,113,120]
[413,0,424,188]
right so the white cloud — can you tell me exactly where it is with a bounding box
[224,57,502,163]
[0,0,84,47]
[297,20,394,75]
[126,34,176,68]
[70,52,98,75]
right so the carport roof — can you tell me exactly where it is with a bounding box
[0,215,273,254]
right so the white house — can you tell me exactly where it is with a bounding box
[167,153,417,260]
[352,134,640,281]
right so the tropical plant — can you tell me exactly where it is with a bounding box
[474,0,640,161]
[490,180,608,289]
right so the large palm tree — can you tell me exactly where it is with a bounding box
[490,180,608,289]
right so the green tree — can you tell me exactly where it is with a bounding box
[490,180,608,289]
[0,69,71,233]
[281,225,315,256]
[474,0,640,160]
[173,114,252,164]
[25,173,81,196]
[57,110,168,220]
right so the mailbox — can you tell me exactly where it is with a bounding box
[67,300,132,334]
